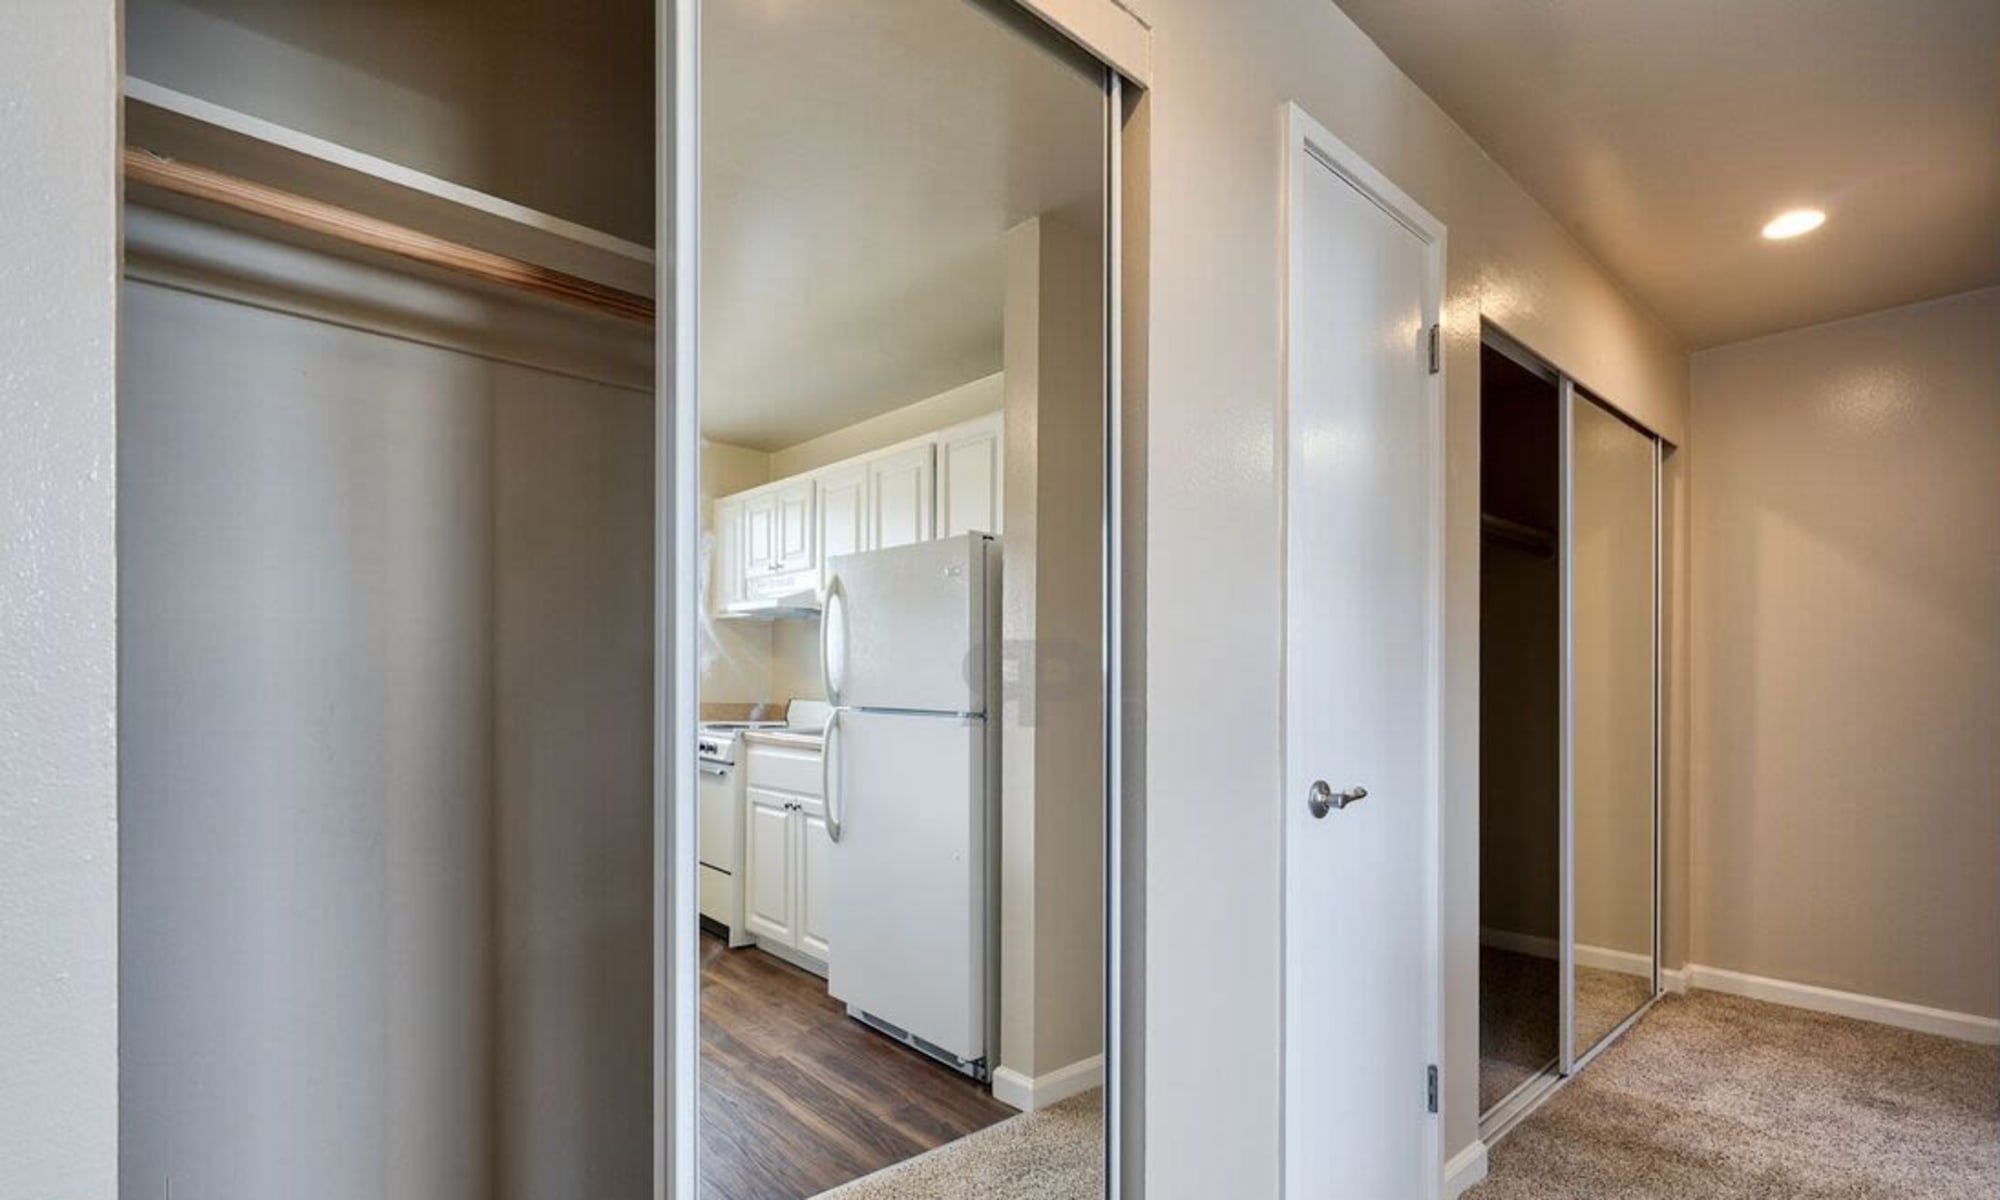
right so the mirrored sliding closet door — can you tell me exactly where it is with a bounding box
[1564,384,1661,1066]
[1478,331,1664,1139]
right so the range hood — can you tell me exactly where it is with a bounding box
[721,578,822,621]
[722,596,822,621]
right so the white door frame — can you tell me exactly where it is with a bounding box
[659,5,1149,1198]
[1278,101,1448,1200]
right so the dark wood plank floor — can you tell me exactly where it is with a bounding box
[700,931,1014,1200]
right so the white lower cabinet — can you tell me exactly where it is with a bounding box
[798,805,832,963]
[744,786,798,946]
[743,743,829,969]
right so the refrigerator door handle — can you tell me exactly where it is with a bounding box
[821,574,846,706]
[822,708,843,843]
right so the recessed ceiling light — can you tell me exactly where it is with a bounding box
[1762,209,1826,240]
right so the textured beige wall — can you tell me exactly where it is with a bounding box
[999,215,1108,1088]
[1689,286,2000,1020]
[1136,1,1688,1186]
[1661,446,1692,971]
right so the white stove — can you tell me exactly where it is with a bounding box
[697,721,783,767]
[696,701,829,945]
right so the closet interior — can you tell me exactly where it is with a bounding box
[117,4,657,1198]
[1478,330,1663,1138]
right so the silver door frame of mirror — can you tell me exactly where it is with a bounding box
[658,3,1152,1199]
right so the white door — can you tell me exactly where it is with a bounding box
[1283,108,1442,1199]
[936,414,1003,537]
[798,796,832,964]
[744,786,797,945]
[867,442,934,550]
[822,534,988,714]
[824,708,987,1063]
[817,464,868,590]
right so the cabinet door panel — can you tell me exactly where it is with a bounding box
[712,496,746,610]
[799,797,831,965]
[744,787,797,944]
[817,465,868,587]
[777,480,815,570]
[868,443,935,550]
[744,493,778,577]
[937,415,1003,538]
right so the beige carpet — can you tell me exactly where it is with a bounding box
[812,1090,1102,1199]
[1471,991,2000,1199]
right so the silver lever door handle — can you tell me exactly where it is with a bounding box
[1307,781,1368,819]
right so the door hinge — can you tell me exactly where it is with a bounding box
[1427,1064,1439,1113]
[1427,324,1441,375]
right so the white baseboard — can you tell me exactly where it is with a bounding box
[1684,964,2000,1045]
[991,1054,1104,1112]
[1442,1140,1489,1199]
[1482,928,1657,983]
[1660,966,1689,994]
[1573,942,1652,979]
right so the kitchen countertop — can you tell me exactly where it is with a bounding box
[740,728,825,750]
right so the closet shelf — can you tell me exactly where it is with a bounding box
[126,149,655,325]
[124,78,656,301]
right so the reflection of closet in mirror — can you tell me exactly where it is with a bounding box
[1567,388,1660,1061]
[1478,329,1664,1139]
[1478,342,1562,1122]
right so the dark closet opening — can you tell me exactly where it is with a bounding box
[1478,338,1561,1117]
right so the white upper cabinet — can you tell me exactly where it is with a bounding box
[743,490,779,577]
[711,406,1005,616]
[712,495,746,609]
[775,478,815,572]
[817,463,868,584]
[935,412,1004,538]
[868,442,935,550]
[742,477,814,584]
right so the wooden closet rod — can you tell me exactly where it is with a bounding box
[124,148,656,325]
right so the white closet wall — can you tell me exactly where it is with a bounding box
[491,370,654,1198]
[120,274,654,1200]
[121,282,504,1199]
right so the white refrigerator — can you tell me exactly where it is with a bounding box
[820,533,999,1077]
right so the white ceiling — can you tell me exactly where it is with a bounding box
[699,0,1103,450]
[1336,0,2000,349]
